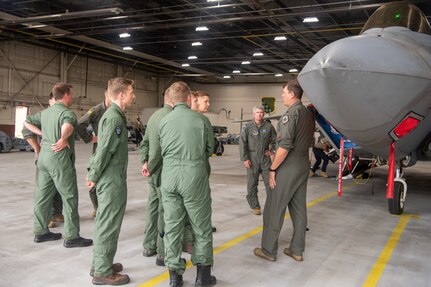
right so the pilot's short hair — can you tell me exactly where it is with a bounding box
[253,106,265,113]
[196,91,209,98]
[286,80,303,100]
[107,77,134,100]
[52,83,73,100]
[169,81,191,103]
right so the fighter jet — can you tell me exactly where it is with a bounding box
[298,2,431,215]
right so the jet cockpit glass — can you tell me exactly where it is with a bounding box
[360,2,431,35]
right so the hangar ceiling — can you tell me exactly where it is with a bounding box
[0,0,430,83]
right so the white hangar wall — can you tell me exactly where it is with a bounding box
[189,82,311,135]
[0,41,159,136]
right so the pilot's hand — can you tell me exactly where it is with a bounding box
[141,162,151,177]
[86,180,96,188]
[269,171,276,189]
[244,160,251,169]
[51,138,70,152]
[91,135,98,144]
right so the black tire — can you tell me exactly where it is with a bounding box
[0,142,3,153]
[388,181,405,215]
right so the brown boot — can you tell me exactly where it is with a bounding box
[51,214,64,222]
[90,263,123,277]
[252,208,261,215]
[92,273,130,285]
[48,221,57,228]
[254,248,276,262]
[283,248,303,262]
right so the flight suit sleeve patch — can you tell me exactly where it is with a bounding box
[281,115,289,124]
[252,130,259,136]
[115,126,122,136]
[241,126,246,133]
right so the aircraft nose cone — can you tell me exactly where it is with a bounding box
[298,29,431,156]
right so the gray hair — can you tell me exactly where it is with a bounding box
[253,106,265,113]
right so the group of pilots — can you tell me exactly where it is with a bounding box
[24,78,315,286]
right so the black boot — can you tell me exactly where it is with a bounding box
[195,264,217,287]
[169,270,183,287]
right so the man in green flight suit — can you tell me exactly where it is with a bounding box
[77,88,111,217]
[254,80,314,262]
[23,93,63,228]
[24,83,92,248]
[86,77,135,285]
[239,106,276,215]
[140,88,173,265]
[159,81,216,287]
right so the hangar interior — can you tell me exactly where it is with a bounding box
[0,1,431,287]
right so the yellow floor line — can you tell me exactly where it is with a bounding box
[362,214,418,287]
[137,183,356,287]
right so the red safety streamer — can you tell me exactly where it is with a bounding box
[347,148,353,171]
[386,142,395,199]
[338,138,345,197]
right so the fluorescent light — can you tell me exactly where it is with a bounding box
[119,33,130,38]
[274,36,287,41]
[188,56,198,60]
[232,70,241,74]
[196,26,209,31]
[26,24,47,28]
[223,75,231,79]
[275,73,283,77]
[182,63,190,67]
[123,46,133,51]
[191,42,202,46]
[241,61,250,65]
[253,52,264,57]
[289,68,298,73]
[303,17,319,23]
[208,0,223,2]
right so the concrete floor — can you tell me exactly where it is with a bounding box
[1,142,431,287]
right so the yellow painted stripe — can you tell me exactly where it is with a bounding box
[137,183,356,287]
[362,214,418,287]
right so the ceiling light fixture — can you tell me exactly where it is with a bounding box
[191,42,202,46]
[253,52,264,57]
[196,26,209,31]
[274,36,287,41]
[123,46,133,51]
[188,56,198,60]
[303,17,319,23]
[182,63,190,67]
[289,68,298,73]
[119,32,130,38]
[223,75,231,79]
[241,61,250,65]
[232,70,241,74]
[275,73,283,77]
[208,0,224,2]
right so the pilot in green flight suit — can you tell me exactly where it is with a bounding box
[77,90,110,215]
[87,78,134,285]
[25,83,91,247]
[239,106,276,215]
[139,91,173,263]
[254,80,314,262]
[158,81,216,287]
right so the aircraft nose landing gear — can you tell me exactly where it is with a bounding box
[388,168,407,215]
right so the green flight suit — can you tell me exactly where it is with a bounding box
[261,101,314,257]
[158,103,214,275]
[26,102,80,239]
[22,124,63,217]
[77,101,108,210]
[87,103,128,276]
[139,104,172,256]
[239,120,276,209]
